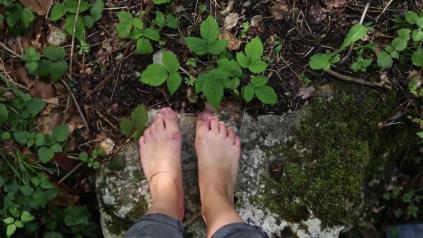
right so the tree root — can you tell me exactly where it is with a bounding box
[326,69,392,90]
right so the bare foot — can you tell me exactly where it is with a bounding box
[195,111,243,237]
[139,107,184,220]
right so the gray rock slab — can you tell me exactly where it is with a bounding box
[96,111,343,238]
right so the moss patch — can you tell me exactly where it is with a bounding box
[260,83,408,227]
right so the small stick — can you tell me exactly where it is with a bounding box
[326,69,392,90]
[375,0,395,22]
[68,0,82,75]
[61,77,90,132]
[0,42,22,59]
[58,162,84,184]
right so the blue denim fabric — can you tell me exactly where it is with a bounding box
[125,213,267,238]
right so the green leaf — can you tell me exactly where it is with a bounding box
[83,15,94,28]
[64,0,91,13]
[200,16,220,43]
[133,18,143,30]
[140,64,168,86]
[50,3,67,21]
[245,37,264,60]
[248,60,268,73]
[207,39,227,55]
[3,217,14,224]
[14,221,23,228]
[50,61,68,81]
[38,147,55,163]
[243,85,255,103]
[309,53,333,71]
[23,47,40,62]
[13,131,29,145]
[20,211,34,222]
[167,72,182,95]
[391,38,408,52]
[222,78,239,91]
[397,28,411,41]
[217,59,242,78]
[116,11,133,38]
[142,28,160,41]
[236,52,249,68]
[26,98,46,115]
[136,38,153,54]
[255,85,278,105]
[43,47,65,61]
[119,118,133,136]
[154,11,166,28]
[340,24,368,50]
[203,78,224,108]
[185,37,208,55]
[64,15,85,41]
[166,14,178,29]
[0,103,8,125]
[6,224,16,237]
[21,8,34,28]
[78,151,89,162]
[412,48,423,67]
[130,105,148,130]
[152,0,172,4]
[412,29,423,42]
[52,124,69,142]
[377,51,393,69]
[163,51,180,72]
[251,76,268,87]
[35,133,46,146]
[90,0,104,21]
[405,11,419,25]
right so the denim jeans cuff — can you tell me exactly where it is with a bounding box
[134,213,184,232]
[211,222,267,238]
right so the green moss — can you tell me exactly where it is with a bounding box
[260,83,408,227]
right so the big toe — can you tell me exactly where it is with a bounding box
[196,111,214,134]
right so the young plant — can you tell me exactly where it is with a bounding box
[3,211,34,237]
[185,16,228,56]
[377,28,411,69]
[309,24,368,71]
[23,46,68,81]
[242,76,278,105]
[49,0,104,43]
[119,105,149,140]
[153,11,178,29]
[78,148,105,169]
[195,59,242,107]
[236,37,268,73]
[139,51,182,95]
[0,0,34,35]
[116,11,160,54]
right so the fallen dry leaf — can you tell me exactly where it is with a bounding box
[30,80,55,99]
[67,115,85,133]
[270,0,289,20]
[251,15,263,27]
[298,86,315,100]
[323,0,352,8]
[37,113,62,134]
[224,13,239,30]
[15,66,33,88]
[220,30,241,51]
[20,0,53,15]
[309,4,328,24]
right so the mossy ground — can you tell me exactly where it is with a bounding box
[260,83,414,228]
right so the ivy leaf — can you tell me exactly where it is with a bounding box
[185,37,208,55]
[405,11,419,25]
[90,0,104,22]
[50,3,67,21]
[136,38,153,54]
[309,53,333,71]
[20,211,34,222]
[38,147,55,163]
[163,51,180,72]
[207,39,227,55]
[140,64,168,86]
[243,85,255,103]
[52,124,69,142]
[255,86,278,105]
[167,72,182,95]
[203,78,224,108]
[245,37,264,60]
[412,48,423,67]
[119,118,133,136]
[200,16,220,44]
[50,61,68,81]
[377,51,393,69]
[339,24,368,50]
[251,76,268,87]
[43,47,65,61]
[166,14,178,29]
[236,52,249,68]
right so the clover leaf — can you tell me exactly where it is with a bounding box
[185,16,228,56]
[139,51,182,95]
[236,37,268,73]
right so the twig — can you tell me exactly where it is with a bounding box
[68,0,82,75]
[375,0,395,22]
[58,162,84,184]
[179,66,194,78]
[359,1,371,25]
[61,77,90,132]
[326,69,392,90]
[0,42,22,59]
